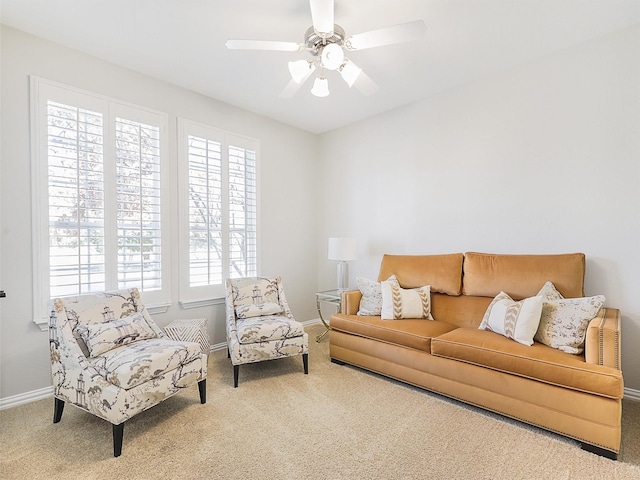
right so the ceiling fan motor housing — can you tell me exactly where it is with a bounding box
[305,25,346,55]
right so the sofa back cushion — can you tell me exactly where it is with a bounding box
[431,293,492,328]
[462,252,585,300]
[377,253,464,296]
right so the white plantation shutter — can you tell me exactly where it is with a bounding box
[47,101,106,297]
[31,78,169,325]
[187,135,223,287]
[178,119,259,304]
[228,145,257,279]
[115,117,162,290]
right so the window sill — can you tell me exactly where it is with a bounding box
[179,297,225,310]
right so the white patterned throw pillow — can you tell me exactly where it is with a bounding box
[77,312,157,357]
[478,292,543,346]
[235,302,283,319]
[536,280,564,302]
[535,281,605,354]
[380,281,433,320]
[357,275,398,316]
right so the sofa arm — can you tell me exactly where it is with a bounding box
[341,290,362,315]
[584,308,621,370]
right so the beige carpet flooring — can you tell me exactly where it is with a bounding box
[2,323,640,479]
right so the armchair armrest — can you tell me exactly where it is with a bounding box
[340,290,362,315]
[584,307,621,370]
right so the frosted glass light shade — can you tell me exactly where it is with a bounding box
[340,60,362,87]
[311,76,330,97]
[321,43,344,70]
[328,237,357,261]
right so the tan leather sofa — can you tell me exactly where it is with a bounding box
[330,252,623,458]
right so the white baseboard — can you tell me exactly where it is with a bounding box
[624,387,640,401]
[303,318,322,327]
[0,386,53,411]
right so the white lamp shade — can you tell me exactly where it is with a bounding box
[288,60,315,83]
[328,237,357,261]
[311,76,330,97]
[340,60,362,87]
[321,43,344,71]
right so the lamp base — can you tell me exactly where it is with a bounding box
[337,261,349,292]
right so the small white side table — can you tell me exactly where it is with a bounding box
[315,290,341,342]
[164,318,210,355]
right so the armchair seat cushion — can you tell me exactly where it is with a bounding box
[90,338,202,390]
[236,316,306,345]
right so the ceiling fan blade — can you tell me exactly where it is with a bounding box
[279,70,314,99]
[352,70,379,96]
[309,0,334,36]
[279,79,303,99]
[225,39,303,52]
[345,20,427,51]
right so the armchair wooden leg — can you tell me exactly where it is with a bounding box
[233,365,239,388]
[53,397,65,423]
[113,423,124,457]
[198,379,207,404]
[303,353,309,374]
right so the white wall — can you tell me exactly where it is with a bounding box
[2,21,639,401]
[0,26,319,399]
[317,25,640,389]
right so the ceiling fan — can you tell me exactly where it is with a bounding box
[225,0,427,98]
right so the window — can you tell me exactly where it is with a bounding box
[31,77,170,325]
[114,117,163,291]
[178,119,259,304]
[46,100,106,296]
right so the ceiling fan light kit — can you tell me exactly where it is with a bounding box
[311,75,330,97]
[226,0,426,98]
[320,43,344,70]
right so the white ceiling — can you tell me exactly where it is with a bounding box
[2,0,640,133]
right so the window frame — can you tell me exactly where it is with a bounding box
[177,118,260,307]
[30,76,171,328]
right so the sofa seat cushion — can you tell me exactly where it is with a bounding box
[330,314,458,352]
[90,338,202,390]
[236,316,305,345]
[431,328,622,399]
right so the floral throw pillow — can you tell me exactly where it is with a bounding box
[535,281,605,354]
[536,281,564,302]
[380,281,433,320]
[357,275,398,316]
[478,292,543,346]
[77,312,157,357]
[235,302,283,319]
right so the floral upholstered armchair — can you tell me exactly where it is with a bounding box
[225,276,308,387]
[49,288,207,457]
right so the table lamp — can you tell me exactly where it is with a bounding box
[328,237,357,292]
